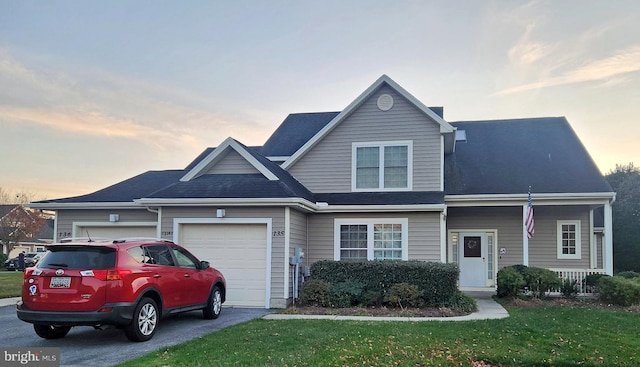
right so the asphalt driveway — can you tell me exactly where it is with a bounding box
[0,303,270,367]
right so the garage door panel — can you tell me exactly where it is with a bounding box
[179,223,268,308]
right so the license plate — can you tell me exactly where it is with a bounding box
[50,277,71,288]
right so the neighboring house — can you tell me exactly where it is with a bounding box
[30,75,615,308]
[8,218,54,257]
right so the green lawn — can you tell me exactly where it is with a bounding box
[118,302,640,367]
[0,271,23,298]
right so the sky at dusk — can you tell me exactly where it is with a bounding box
[1,0,639,200]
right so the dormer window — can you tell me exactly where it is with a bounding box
[352,141,413,191]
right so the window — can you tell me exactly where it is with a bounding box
[557,221,581,259]
[352,141,412,191]
[335,219,408,261]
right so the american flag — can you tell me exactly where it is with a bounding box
[526,188,534,239]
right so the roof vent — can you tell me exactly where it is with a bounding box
[455,130,467,142]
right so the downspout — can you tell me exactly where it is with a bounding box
[146,207,161,239]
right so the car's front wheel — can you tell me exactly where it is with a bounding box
[124,297,158,342]
[203,285,222,319]
[33,324,71,339]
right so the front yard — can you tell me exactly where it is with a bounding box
[118,298,640,367]
[0,271,23,298]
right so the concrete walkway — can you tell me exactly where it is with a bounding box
[2,292,509,321]
[264,291,508,322]
[0,297,19,308]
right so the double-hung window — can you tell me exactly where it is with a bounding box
[557,220,581,259]
[334,219,408,261]
[352,141,412,191]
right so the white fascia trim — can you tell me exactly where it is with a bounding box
[135,197,317,211]
[445,192,616,207]
[28,202,141,210]
[181,137,279,182]
[315,204,446,213]
[267,156,290,161]
[282,75,454,170]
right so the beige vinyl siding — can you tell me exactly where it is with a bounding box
[161,207,286,307]
[529,206,590,269]
[205,150,260,175]
[55,209,158,239]
[288,85,442,192]
[288,209,308,298]
[447,205,592,270]
[306,212,441,265]
[289,209,307,252]
[447,207,522,268]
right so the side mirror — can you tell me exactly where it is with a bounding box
[200,260,210,270]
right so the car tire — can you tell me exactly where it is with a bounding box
[203,285,222,320]
[33,324,71,339]
[124,297,159,342]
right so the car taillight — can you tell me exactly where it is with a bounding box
[91,269,132,281]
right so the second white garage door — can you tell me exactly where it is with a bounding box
[178,223,268,308]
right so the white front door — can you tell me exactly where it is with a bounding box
[459,233,486,287]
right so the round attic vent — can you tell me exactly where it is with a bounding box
[377,94,394,111]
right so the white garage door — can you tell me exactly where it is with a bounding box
[74,226,157,240]
[179,223,268,308]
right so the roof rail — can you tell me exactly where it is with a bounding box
[58,237,111,243]
[111,237,173,243]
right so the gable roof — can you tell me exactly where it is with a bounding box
[445,117,613,195]
[281,75,456,170]
[181,137,278,182]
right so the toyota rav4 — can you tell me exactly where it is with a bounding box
[17,239,226,342]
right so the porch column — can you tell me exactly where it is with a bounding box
[522,204,529,266]
[440,211,447,263]
[604,202,613,275]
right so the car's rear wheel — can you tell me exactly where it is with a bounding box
[203,285,222,319]
[124,297,158,342]
[33,324,71,339]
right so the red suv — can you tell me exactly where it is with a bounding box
[17,239,226,342]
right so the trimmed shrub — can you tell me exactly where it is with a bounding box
[298,279,330,307]
[310,260,459,307]
[449,291,478,313]
[330,280,364,308]
[496,266,525,298]
[0,253,7,265]
[385,283,423,309]
[584,273,609,293]
[522,267,562,298]
[616,271,640,279]
[598,276,640,306]
[560,279,579,299]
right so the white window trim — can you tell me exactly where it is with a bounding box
[334,218,409,261]
[557,220,581,259]
[351,141,413,192]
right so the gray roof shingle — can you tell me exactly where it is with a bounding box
[445,117,612,195]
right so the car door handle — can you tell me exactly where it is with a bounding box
[184,274,191,278]
[153,274,161,278]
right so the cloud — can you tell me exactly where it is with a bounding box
[496,46,640,95]
[0,48,271,151]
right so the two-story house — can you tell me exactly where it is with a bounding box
[30,75,615,308]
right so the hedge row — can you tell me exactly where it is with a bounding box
[308,260,462,308]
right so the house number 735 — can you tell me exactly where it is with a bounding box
[273,230,285,237]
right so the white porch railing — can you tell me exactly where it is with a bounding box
[549,268,606,294]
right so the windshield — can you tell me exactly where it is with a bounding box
[39,246,116,269]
